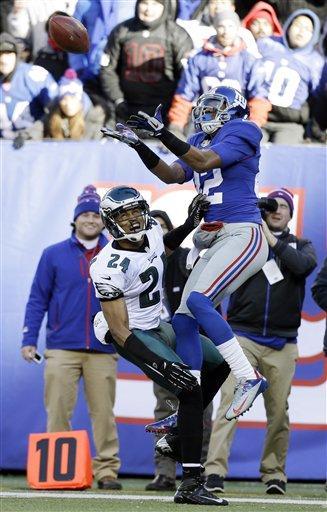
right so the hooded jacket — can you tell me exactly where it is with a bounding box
[242,1,283,37]
[22,233,116,354]
[251,8,324,119]
[99,1,192,114]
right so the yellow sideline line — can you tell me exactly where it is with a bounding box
[0,491,326,506]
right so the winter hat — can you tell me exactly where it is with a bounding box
[267,188,294,217]
[0,32,18,53]
[58,69,83,100]
[214,10,240,28]
[74,185,101,220]
[150,210,174,232]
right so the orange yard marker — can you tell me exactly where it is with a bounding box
[27,430,93,489]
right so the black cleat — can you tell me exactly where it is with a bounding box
[174,477,229,506]
[145,474,176,491]
[205,474,225,493]
[266,479,286,495]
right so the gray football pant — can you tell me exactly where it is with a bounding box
[176,223,268,315]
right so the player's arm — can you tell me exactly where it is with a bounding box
[126,105,222,171]
[101,124,186,184]
[100,298,196,392]
[101,297,130,346]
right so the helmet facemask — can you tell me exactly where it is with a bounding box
[100,192,151,242]
[192,88,248,134]
[192,95,230,134]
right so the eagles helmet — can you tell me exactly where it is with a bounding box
[192,86,249,134]
[100,186,151,242]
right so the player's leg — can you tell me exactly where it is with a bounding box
[171,255,208,372]
[177,223,269,418]
[128,326,228,505]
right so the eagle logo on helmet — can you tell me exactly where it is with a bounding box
[100,186,151,242]
[192,86,249,134]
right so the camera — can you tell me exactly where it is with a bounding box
[258,197,278,220]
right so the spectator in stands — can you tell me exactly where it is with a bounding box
[168,10,261,134]
[45,69,105,140]
[204,188,317,496]
[68,0,120,120]
[234,0,327,25]
[177,0,259,56]
[145,208,213,491]
[6,0,75,59]
[0,32,57,148]
[34,11,69,82]
[21,185,122,491]
[99,0,193,124]
[241,1,283,45]
[312,258,327,357]
[252,9,324,144]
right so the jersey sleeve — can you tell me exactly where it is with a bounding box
[210,121,262,168]
[90,256,126,301]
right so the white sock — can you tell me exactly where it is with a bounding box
[190,369,201,385]
[217,337,256,380]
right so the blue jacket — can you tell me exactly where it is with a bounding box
[69,0,118,82]
[0,62,57,135]
[22,233,116,354]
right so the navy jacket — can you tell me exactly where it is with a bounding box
[22,233,116,353]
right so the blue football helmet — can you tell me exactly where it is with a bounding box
[192,86,249,134]
[100,186,151,242]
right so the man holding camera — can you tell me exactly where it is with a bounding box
[204,188,317,496]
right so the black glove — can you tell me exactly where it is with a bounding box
[187,193,210,228]
[124,333,197,392]
[13,132,26,150]
[149,360,197,392]
[115,100,129,122]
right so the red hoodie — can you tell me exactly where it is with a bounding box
[242,1,283,36]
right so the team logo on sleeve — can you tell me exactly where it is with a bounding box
[94,281,123,299]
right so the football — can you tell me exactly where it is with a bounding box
[48,15,89,54]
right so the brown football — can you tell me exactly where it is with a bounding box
[49,15,89,54]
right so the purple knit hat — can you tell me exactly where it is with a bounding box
[267,188,294,217]
[73,185,101,220]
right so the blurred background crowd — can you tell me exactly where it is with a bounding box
[0,0,326,147]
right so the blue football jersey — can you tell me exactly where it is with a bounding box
[176,119,262,224]
[253,38,324,109]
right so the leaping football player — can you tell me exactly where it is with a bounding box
[90,186,230,506]
[101,86,269,427]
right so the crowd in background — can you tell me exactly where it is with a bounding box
[0,0,326,146]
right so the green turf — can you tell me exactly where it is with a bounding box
[1,475,325,512]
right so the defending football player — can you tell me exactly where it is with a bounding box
[90,186,229,506]
[101,86,269,422]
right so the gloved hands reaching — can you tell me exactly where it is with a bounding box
[127,104,164,137]
[101,123,140,147]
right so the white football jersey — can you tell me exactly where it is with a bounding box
[90,220,165,330]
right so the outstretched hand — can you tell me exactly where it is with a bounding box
[101,123,140,146]
[127,104,164,137]
[188,193,210,228]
